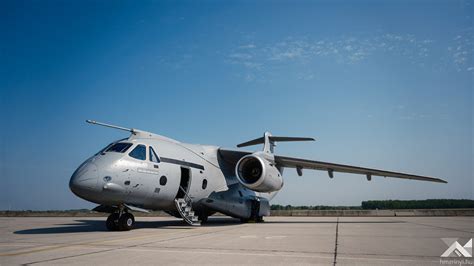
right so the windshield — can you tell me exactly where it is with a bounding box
[105,142,133,153]
[129,144,146,160]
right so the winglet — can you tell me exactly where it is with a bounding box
[237,132,315,153]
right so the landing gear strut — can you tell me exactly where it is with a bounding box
[106,210,135,231]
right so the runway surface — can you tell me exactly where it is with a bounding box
[0,216,473,265]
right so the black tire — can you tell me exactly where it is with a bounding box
[118,213,135,231]
[199,215,208,224]
[106,213,119,231]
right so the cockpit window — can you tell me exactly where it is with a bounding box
[149,147,160,163]
[95,143,113,155]
[105,142,133,153]
[129,144,146,160]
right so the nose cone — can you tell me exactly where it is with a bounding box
[69,162,99,200]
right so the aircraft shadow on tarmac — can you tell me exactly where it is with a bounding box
[264,220,406,224]
[14,218,404,235]
[13,217,243,235]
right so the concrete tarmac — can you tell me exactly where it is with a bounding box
[0,216,473,265]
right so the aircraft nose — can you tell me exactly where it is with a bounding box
[69,162,99,199]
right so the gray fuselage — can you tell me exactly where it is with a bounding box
[69,131,275,217]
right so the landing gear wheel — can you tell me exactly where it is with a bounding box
[256,216,264,223]
[118,213,135,231]
[106,213,119,231]
[198,215,208,224]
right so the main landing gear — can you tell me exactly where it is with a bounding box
[241,198,264,223]
[198,214,208,224]
[106,211,135,231]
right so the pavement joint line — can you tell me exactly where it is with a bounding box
[23,247,120,266]
[4,241,444,261]
[0,243,41,246]
[334,255,439,263]
[388,218,474,233]
[128,247,442,263]
[125,247,335,259]
[337,251,444,259]
[120,224,249,248]
[14,245,440,264]
[138,245,445,260]
[333,217,339,266]
[75,246,441,263]
[0,223,247,257]
[22,223,248,265]
[140,244,335,255]
[2,217,471,265]
[0,244,70,257]
[0,226,202,257]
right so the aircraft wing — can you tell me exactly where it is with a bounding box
[218,149,447,184]
[274,155,446,183]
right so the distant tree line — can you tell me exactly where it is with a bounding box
[271,199,474,210]
[271,205,361,210]
[361,199,474,210]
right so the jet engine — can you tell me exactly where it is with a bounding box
[235,154,283,192]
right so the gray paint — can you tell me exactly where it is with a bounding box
[70,122,446,222]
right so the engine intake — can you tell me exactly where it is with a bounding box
[235,154,283,192]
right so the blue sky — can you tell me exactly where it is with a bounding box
[1,1,472,210]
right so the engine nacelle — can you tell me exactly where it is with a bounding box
[235,154,283,192]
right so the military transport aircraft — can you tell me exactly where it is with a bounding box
[69,120,447,231]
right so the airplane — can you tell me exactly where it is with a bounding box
[69,120,447,231]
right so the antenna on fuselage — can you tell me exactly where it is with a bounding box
[86,120,136,134]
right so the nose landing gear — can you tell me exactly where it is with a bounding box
[105,213,119,231]
[106,210,135,231]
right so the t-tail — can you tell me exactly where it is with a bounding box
[236,132,315,153]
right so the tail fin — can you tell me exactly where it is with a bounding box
[237,132,315,153]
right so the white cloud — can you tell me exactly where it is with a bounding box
[297,73,315,80]
[225,31,473,82]
[239,44,256,49]
[229,53,252,60]
[244,73,255,82]
[242,62,262,69]
[448,32,473,71]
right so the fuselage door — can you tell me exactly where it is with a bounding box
[176,167,191,199]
